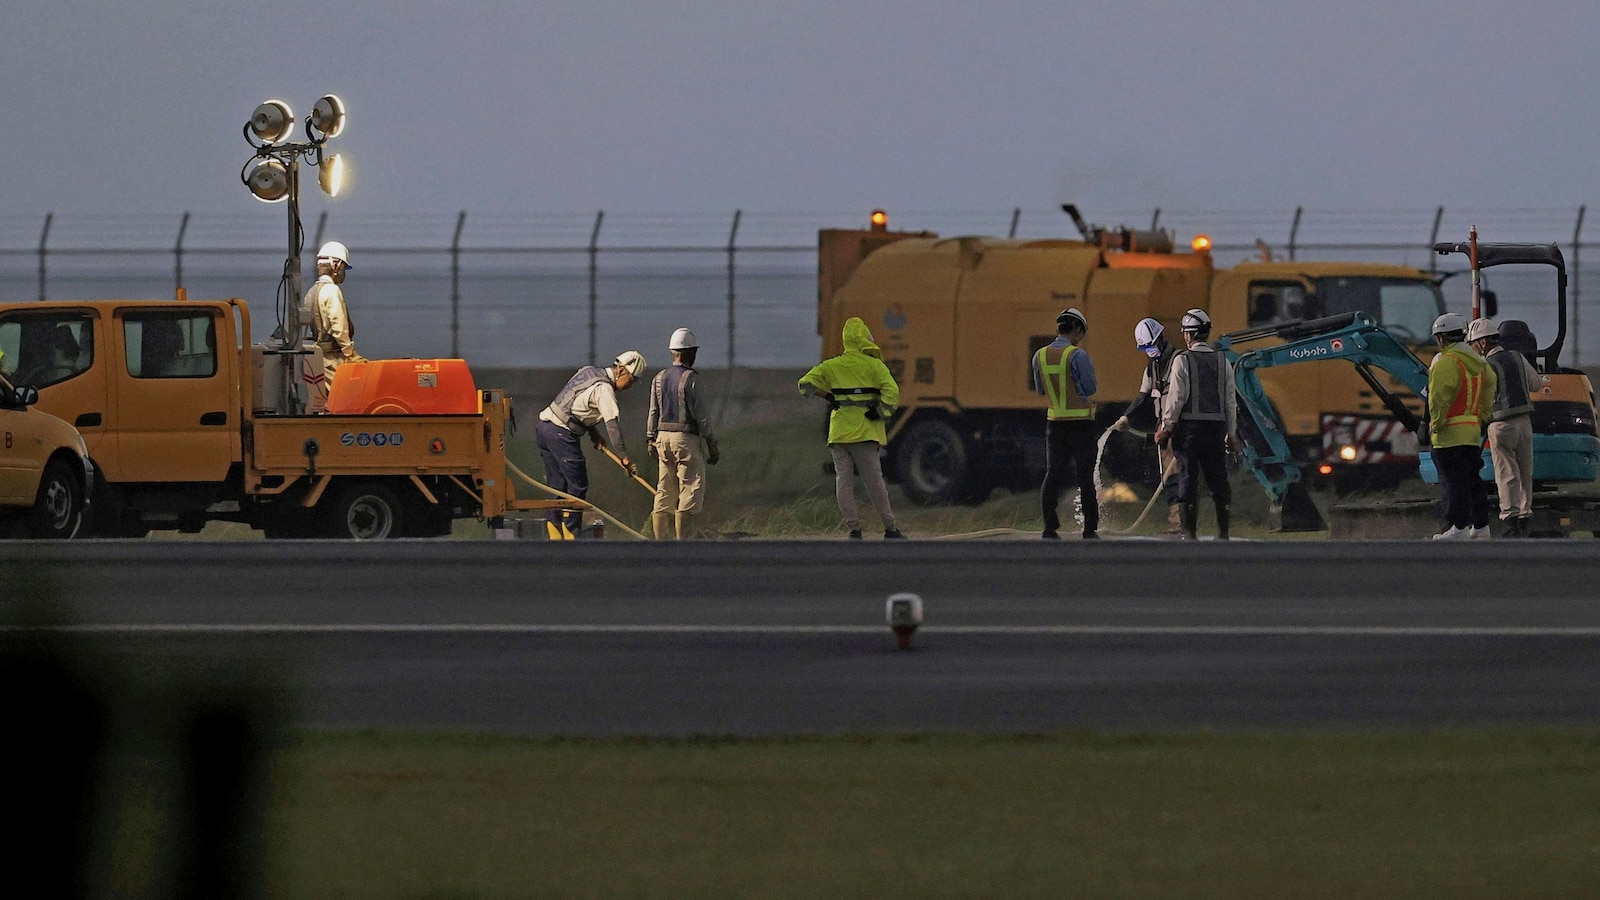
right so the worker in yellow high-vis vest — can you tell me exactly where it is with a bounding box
[1427,312,1496,540]
[1032,308,1099,539]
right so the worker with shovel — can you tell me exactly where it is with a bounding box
[536,351,647,538]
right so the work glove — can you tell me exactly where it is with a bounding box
[1113,416,1130,432]
[706,439,721,466]
[1224,433,1238,454]
[647,441,659,461]
[622,457,638,479]
[347,352,369,364]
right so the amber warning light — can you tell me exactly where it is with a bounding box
[869,209,888,232]
[1191,234,1213,253]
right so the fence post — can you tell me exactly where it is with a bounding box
[449,211,466,359]
[174,211,191,295]
[1428,206,1444,274]
[726,210,742,370]
[1574,205,1586,367]
[37,213,53,302]
[1007,207,1020,239]
[588,210,604,366]
[1288,206,1303,262]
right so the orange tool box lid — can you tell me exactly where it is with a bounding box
[326,359,481,415]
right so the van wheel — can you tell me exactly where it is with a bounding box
[895,419,990,505]
[32,460,85,539]
[327,482,404,539]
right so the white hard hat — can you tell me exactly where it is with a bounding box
[668,327,698,351]
[1056,307,1088,331]
[1180,308,1211,333]
[317,240,352,268]
[1134,317,1164,348]
[1466,317,1499,342]
[615,350,647,378]
[1432,312,1468,336]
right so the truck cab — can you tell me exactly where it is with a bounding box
[0,365,94,538]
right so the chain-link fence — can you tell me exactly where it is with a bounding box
[1,207,1591,368]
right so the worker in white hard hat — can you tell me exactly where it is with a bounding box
[537,351,647,538]
[1469,317,1539,537]
[799,317,904,539]
[1113,316,1182,533]
[1032,307,1099,540]
[1154,308,1236,540]
[301,240,366,412]
[1427,312,1496,540]
[646,327,719,539]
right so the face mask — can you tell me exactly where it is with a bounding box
[1140,344,1161,359]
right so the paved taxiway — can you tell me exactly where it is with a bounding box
[6,541,1599,734]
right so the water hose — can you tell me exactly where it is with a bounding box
[505,460,650,540]
[1094,422,1178,535]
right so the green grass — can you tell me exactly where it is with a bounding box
[254,729,1600,899]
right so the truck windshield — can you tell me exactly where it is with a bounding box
[1314,277,1443,344]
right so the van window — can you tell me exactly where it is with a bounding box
[124,311,217,379]
[0,313,95,388]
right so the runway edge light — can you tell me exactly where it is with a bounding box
[886,592,923,650]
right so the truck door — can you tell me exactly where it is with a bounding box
[111,307,236,483]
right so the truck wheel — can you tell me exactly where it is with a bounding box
[31,460,86,539]
[327,482,404,540]
[895,419,990,505]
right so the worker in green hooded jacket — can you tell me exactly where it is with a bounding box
[799,317,905,539]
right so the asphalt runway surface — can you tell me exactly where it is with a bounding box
[5,540,1600,735]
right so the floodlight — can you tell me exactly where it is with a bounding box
[248,99,295,143]
[246,158,290,203]
[309,94,347,140]
[318,153,346,197]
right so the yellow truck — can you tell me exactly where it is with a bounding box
[0,373,94,538]
[818,211,1446,503]
[0,297,548,538]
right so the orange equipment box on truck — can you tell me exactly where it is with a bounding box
[0,297,560,538]
[818,210,1446,504]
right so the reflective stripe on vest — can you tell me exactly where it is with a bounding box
[1178,349,1227,423]
[653,364,698,433]
[1487,350,1534,421]
[1035,344,1093,420]
[545,366,611,432]
[1442,353,1486,429]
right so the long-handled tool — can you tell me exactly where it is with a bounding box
[598,444,655,494]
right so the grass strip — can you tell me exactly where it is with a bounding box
[257,728,1600,899]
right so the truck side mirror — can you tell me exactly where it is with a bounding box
[12,385,38,407]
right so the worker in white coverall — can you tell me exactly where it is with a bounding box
[647,328,720,540]
[301,240,366,412]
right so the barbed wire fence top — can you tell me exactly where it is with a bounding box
[0,207,1591,368]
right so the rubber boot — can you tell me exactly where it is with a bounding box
[652,512,673,541]
[1180,502,1199,541]
[1216,503,1231,541]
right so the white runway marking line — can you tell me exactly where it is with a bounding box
[20,624,1600,637]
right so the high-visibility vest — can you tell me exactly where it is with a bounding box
[1035,344,1094,421]
[1441,354,1486,431]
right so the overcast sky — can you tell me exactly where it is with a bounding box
[4,1,1597,221]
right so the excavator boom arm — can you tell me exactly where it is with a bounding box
[1218,312,1430,504]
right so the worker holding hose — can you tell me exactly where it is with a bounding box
[536,351,647,538]
[1113,317,1183,534]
